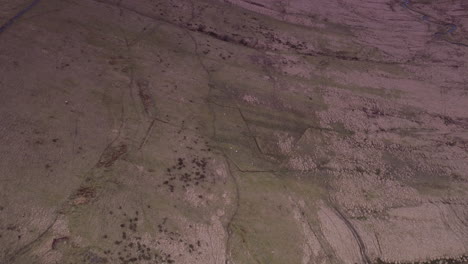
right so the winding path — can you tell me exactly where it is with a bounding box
[0,0,41,34]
